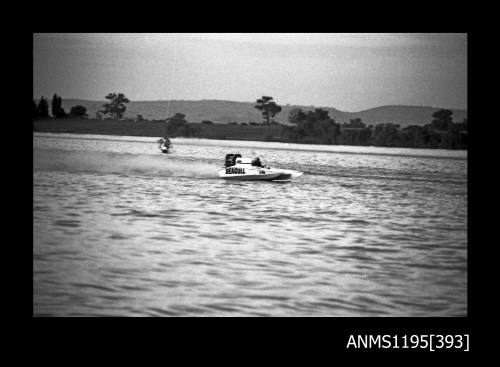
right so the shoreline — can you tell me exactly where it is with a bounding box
[33,118,467,151]
[34,132,467,160]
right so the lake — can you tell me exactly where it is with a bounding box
[33,133,467,316]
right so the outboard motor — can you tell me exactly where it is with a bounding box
[225,154,234,167]
[225,154,241,167]
[231,154,241,166]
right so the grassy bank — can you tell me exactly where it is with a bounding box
[33,118,284,142]
[195,123,282,141]
[33,118,167,137]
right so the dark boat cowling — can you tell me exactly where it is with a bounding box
[225,153,242,167]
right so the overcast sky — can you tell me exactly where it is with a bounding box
[33,33,467,112]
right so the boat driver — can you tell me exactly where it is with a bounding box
[251,157,263,167]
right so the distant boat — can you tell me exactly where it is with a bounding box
[157,137,172,154]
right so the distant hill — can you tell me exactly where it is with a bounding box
[59,99,467,128]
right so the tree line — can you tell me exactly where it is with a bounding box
[33,94,89,119]
[250,96,467,149]
[33,93,467,149]
[33,92,131,120]
[280,107,467,149]
[33,92,201,137]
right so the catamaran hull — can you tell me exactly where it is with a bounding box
[218,169,301,181]
[220,173,282,181]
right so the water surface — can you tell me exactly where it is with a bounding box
[33,134,467,316]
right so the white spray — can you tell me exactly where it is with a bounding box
[34,149,220,179]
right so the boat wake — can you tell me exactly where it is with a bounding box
[33,148,220,179]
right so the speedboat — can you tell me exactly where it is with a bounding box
[218,154,303,181]
[157,137,172,154]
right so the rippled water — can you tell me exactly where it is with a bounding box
[33,133,467,316]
